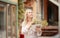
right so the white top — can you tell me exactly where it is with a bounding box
[21,22,42,38]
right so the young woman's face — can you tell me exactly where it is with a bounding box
[27,11,33,18]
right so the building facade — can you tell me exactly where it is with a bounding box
[0,0,18,38]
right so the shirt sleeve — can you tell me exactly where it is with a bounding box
[36,29,42,37]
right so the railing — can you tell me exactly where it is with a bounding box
[42,26,58,36]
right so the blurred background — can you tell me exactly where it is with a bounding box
[0,0,60,38]
[18,0,59,38]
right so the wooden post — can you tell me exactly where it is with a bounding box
[44,0,48,20]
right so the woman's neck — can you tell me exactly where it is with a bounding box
[27,18,32,23]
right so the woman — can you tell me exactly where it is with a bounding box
[21,9,42,38]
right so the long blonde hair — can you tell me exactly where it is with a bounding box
[22,9,34,25]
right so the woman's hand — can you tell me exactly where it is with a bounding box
[35,26,42,36]
[36,26,42,32]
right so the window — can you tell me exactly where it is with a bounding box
[0,3,6,38]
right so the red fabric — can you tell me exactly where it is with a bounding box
[20,34,24,38]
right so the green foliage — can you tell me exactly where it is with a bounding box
[18,0,24,20]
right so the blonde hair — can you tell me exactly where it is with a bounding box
[23,9,34,25]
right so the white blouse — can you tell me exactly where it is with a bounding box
[21,22,42,38]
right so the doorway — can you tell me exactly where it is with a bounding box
[0,2,17,38]
[42,0,58,36]
[47,1,58,26]
[0,6,6,38]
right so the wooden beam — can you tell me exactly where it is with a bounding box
[44,0,48,20]
[49,0,59,6]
